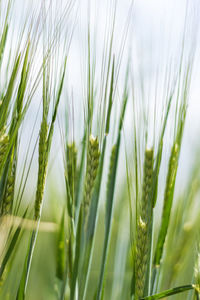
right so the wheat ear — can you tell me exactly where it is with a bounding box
[83,135,100,216]
[34,119,48,220]
[1,150,16,215]
[0,128,9,168]
[135,149,154,299]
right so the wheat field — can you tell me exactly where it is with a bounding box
[0,1,200,300]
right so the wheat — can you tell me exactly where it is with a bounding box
[135,149,154,299]
[83,135,100,216]
[0,128,9,168]
[1,151,16,215]
[34,119,48,220]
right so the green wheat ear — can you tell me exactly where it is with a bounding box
[34,119,48,220]
[1,149,16,215]
[0,128,9,168]
[84,135,100,216]
[135,148,154,299]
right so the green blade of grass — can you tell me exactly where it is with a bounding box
[16,229,38,300]
[0,54,21,130]
[152,92,174,209]
[16,41,31,118]
[153,143,179,265]
[141,285,194,300]
[0,23,8,68]
[151,142,179,294]
[74,132,87,227]
[47,56,67,156]
[79,57,115,300]
[70,206,83,300]
[95,82,128,300]
[151,64,191,293]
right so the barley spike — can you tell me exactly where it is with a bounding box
[1,150,16,215]
[0,128,9,168]
[135,149,154,299]
[83,135,100,216]
[34,119,48,220]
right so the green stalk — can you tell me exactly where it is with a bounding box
[70,206,83,300]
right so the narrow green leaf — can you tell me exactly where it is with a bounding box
[16,41,31,117]
[152,92,174,208]
[79,57,115,300]
[47,56,67,156]
[74,132,87,227]
[105,58,115,135]
[0,54,21,129]
[0,23,8,68]
[16,229,38,300]
[96,84,128,300]
[153,143,179,267]
[141,285,194,300]
[70,206,83,300]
